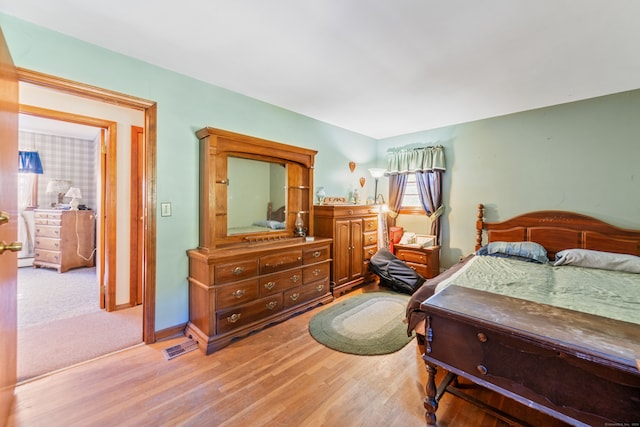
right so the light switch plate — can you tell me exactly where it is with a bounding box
[161,202,172,217]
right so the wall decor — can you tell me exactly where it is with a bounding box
[349,161,356,173]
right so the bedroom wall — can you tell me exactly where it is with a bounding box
[4,14,638,331]
[378,88,640,269]
[19,131,97,210]
[0,15,378,331]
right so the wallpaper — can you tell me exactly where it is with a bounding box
[19,130,98,210]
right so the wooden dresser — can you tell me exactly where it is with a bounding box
[187,238,333,354]
[33,209,96,273]
[394,244,440,279]
[313,204,380,296]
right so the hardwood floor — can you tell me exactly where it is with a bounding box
[8,284,569,427]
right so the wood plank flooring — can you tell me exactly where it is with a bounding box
[8,284,569,427]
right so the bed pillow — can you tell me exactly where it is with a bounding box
[476,241,549,264]
[253,220,286,230]
[553,249,640,273]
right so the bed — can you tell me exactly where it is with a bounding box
[228,203,286,234]
[406,204,640,426]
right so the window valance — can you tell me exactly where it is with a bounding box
[18,151,44,174]
[386,146,445,174]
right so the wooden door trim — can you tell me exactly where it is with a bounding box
[17,68,158,344]
[130,125,144,306]
[19,104,118,311]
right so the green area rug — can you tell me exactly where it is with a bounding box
[308,291,414,355]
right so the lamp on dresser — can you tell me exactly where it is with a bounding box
[46,179,71,206]
[64,187,82,210]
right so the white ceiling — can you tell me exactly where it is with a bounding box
[2,1,640,139]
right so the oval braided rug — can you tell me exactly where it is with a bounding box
[308,291,414,355]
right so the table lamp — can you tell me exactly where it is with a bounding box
[64,187,82,210]
[46,179,71,205]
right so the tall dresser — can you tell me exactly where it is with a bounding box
[33,209,96,273]
[313,204,380,296]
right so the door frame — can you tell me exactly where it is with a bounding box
[17,68,158,343]
[19,104,117,310]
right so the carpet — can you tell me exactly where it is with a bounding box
[18,305,142,382]
[308,291,414,355]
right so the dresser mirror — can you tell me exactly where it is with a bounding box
[227,156,287,235]
[195,127,316,249]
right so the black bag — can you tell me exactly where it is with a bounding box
[369,247,426,295]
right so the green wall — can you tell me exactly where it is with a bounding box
[0,15,377,331]
[379,89,640,268]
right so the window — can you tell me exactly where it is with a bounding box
[399,173,424,214]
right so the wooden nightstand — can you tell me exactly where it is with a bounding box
[394,244,440,279]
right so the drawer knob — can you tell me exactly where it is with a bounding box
[477,332,488,343]
[264,281,276,290]
[290,274,300,283]
[232,289,246,298]
[266,301,278,310]
[312,268,321,276]
[227,313,241,323]
[476,365,488,375]
[312,251,321,258]
[232,266,245,275]
[290,293,300,301]
[315,284,325,292]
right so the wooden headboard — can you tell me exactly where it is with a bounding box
[475,203,640,259]
[267,202,286,222]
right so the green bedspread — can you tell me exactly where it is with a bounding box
[436,256,640,326]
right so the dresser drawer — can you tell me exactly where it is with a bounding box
[260,268,303,296]
[34,237,61,251]
[34,225,61,238]
[407,262,427,277]
[283,278,331,308]
[216,295,283,334]
[260,250,302,274]
[302,261,330,283]
[216,278,259,309]
[303,245,330,264]
[363,230,377,247]
[215,259,259,284]
[363,216,378,232]
[396,248,429,264]
[363,244,377,261]
[34,249,61,264]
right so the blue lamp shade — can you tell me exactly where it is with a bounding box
[18,151,44,174]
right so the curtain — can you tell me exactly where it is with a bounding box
[386,146,445,174]
[386,146,446,244]
[387,174,407,227]
[18,151,44,174]
[416,170,444,239]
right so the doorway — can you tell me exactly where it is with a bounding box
[16,96,146,381]
[15,68,157,375]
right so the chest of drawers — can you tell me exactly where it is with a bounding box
[33,209,96,273]
[186,237,333,354]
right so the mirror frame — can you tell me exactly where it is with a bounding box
[196,127,316,250]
